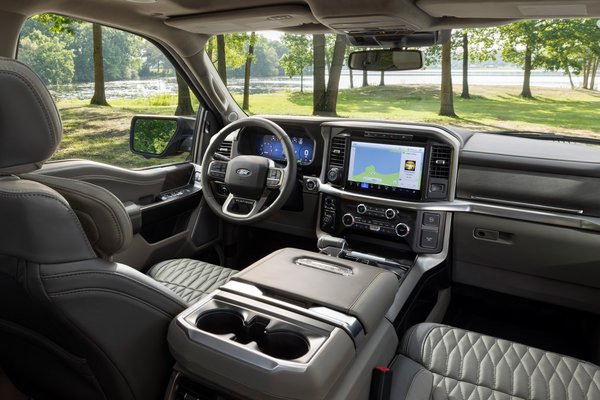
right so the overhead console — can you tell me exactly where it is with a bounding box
[315,122,459,256]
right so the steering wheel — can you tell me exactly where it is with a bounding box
[201,117,297,225]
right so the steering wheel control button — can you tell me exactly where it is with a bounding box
[208,161,227,179]
[420,230,438,249]
[423,212,441,227]
[356,204,367,214]
[395,223,410,238]
[266,168,283,188]
[342,213,355,227]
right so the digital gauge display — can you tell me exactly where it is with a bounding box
[256,134,314,165]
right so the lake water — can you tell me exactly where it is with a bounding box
[49,69,589,101]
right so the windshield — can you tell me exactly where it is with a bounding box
[209,20,600,141]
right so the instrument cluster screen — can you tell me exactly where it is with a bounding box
[256,134,314,165]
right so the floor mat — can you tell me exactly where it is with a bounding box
[443,285,600,364]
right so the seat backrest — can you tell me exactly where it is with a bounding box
[0,57,186,400]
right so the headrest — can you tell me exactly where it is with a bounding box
[0,57,62,174]
[24,173,133,260]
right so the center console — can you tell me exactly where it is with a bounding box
[167,248,400,400]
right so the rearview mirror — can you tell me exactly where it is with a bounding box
[348,50,423,71]
[130,115,195,159]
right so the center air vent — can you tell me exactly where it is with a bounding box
[429,145,451,179]
[216,140,232,158]
[329,137,347,168]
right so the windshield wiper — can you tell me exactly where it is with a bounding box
[489,130,600,145]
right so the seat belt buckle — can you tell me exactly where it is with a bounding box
[369,366,392,400]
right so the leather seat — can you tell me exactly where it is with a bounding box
[148,259,237,304]
[0,56,232,400]
[391,323,600,400]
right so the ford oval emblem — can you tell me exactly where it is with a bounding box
[236,168,252,177]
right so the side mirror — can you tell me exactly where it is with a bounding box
[348,49,423,71]
[130,115,195,159]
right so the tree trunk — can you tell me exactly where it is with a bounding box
[349,68,354,89]
[439,41,457,117]
[590,57,599,91]
[322,34,347,115]
[565,65,575,90]
[175,72,194,116]
[216,34,227,86]
[520,44,533,99]
[300,70,304,93]
[583,59,590,89]
[362,70,368,87]
[379,71,385,86]
[312,34,327,114]
[461,32,470,99]
[90,24,109,106]
[242,33,256,111]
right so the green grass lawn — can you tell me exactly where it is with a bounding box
[53,85,600,169]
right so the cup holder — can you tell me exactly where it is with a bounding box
[196,310,244,335]
[258,330,310,360]
[196,309,310,360]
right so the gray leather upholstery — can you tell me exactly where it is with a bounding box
[24,173,133,259]
[148,259,237,304]
[391,323,600,400]
[0,57,61,174]
[0,57,190,400]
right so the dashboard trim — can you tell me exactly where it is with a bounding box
[317,180,600,232]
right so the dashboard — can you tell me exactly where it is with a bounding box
[255,133,315,165]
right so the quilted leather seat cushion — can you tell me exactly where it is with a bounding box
[148,259,236,304]
[392,323,600,400]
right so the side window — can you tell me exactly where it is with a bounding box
[18,15,198,169]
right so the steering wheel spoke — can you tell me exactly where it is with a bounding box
[266,167,285,189]
[207,160,229,180]
[221,192,270,219]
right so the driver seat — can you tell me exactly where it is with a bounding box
[0,57,234,399]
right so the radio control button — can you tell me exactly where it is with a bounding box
[356,204,367,214]
[342,213,355,227]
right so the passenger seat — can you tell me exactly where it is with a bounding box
[391,323,600,400]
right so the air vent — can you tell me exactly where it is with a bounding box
[216,140,232,158]
[329,137,347,168]
[429,145,451,179]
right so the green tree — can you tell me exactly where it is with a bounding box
[18,30,75,85]
[242,32,257,110]
[313,34,347,116]
[499,21,549,98]
[279,34,312,92]
[90,23,109,106]
[439,40,457,117]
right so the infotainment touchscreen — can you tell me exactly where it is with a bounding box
[346,141,425,197]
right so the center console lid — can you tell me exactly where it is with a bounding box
[233,248,399,334]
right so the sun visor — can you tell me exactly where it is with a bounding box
[165,5,320,34]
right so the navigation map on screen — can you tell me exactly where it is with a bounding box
[347,142,425,191]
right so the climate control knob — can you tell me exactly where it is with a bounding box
[356,204,367,214]
[395,223,410,238]
[385,208,397,220]
[342,213,355,227]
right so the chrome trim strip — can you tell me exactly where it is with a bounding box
[469,196,584,215]
[221,281,365,346]
[317,180,600,231]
